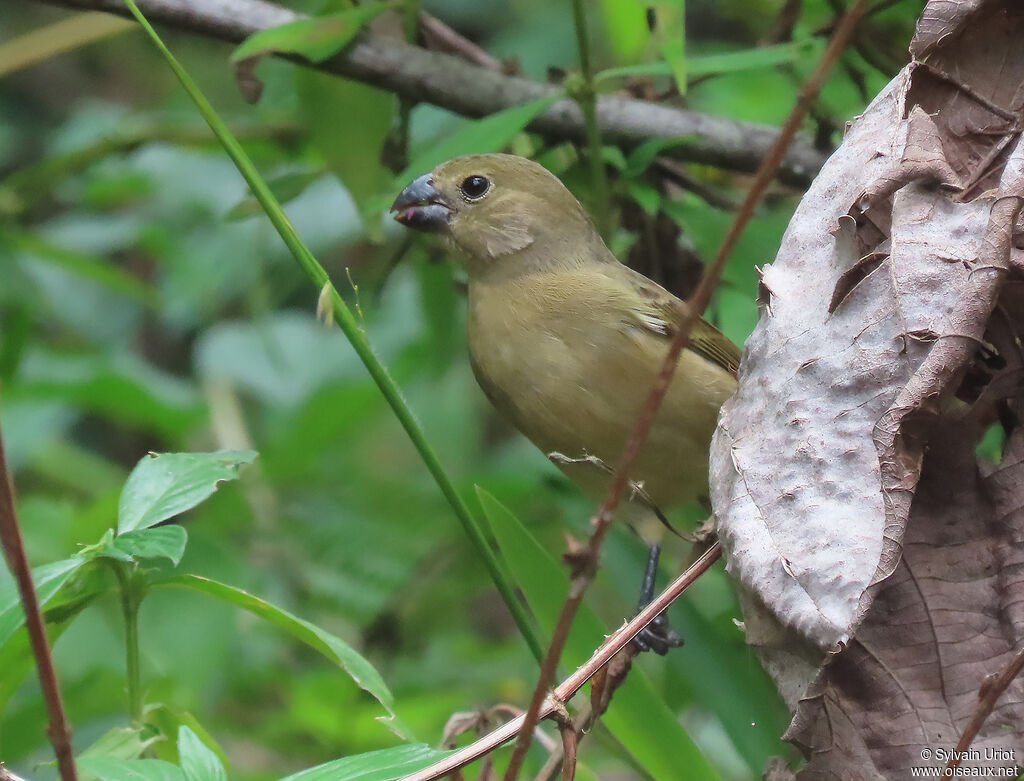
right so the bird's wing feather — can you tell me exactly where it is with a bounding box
[617,271,741,377]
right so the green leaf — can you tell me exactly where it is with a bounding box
[158,575,412,740]
[279,744,453,781]
[230,4,394,64]
[596,38,821,85]
[0,557,84,648]
[688,38,822,78]
[7,229,159,308]
[144,705,230,772]
[627,180,661,215]
[654,2,687,96]
[0,596,92,712]
[117,450,257,533]
[80,726,158,762]
[77,757,186,781]
[398,94,561,183]
[597,0,649,59]
[225,170,327,220]
[476,487,720,780]
[111,526,189,566]
[178,726,227,781]
[297,74,392,216]
[623,136,693,177]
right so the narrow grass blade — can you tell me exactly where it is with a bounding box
[118,0,542,664]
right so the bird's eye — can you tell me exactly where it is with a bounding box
[459,175,491,200]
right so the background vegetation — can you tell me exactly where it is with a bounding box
[0,1,923,778]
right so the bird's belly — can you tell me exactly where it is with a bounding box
[468,307,726,512]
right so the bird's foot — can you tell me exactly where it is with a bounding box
[630,612,684,656]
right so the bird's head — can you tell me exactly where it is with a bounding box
[391,154,598,270]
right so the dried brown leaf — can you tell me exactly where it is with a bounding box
[711,0,1024,776]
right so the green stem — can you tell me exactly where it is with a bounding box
[120,0,543,665]
[112,562,144,726]
[571,0,611,237]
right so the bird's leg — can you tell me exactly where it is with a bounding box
[630,544,683,655]
[637,543,660,609]
[548,451,683,653]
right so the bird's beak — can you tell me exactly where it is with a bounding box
[391,174,453,232]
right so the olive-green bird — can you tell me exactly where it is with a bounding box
[392,154,738,652]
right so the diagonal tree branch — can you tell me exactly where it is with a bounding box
[403,544,723,781]
[36,0,828,188]
[0,425,78,781]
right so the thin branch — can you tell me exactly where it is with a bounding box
[555,715,576,781]
[402,544,722,781]
[418,11,503,72]
[946,646,1024,772]
[533,645,638,781]
[502,2,870,776]
[37,0,828,188]
[0,765,32,781]
[654,157,739,211]
[0,426,78,781]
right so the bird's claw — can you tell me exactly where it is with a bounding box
[630,612,684,656]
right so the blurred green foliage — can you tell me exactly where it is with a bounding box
[0,0,922,778]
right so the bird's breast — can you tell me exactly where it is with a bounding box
[465,274,731,512]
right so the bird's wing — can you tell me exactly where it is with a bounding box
[620,273,741,378]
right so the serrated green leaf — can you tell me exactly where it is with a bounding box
[476,487,720,780]
[77,757,186,781]
[158,575,411,740]
[110,526,188,566]
[117,450,257,533]
[279,744,452,781]
[230,4,394,64]
[398,94,561,184]
[0,557,84,648]
[177,726,226,781]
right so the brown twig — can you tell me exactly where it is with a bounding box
[533,645,638,781]
[0,764,31,781]
[401,544,722,781]
[0,427,78,781]
[554,714,577,781]
[946,646,1024,772]
[654,158,740,211]
[418,11,503,72]
[501,2,870,778]
[39,0,828,188]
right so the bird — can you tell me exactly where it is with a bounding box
[391,154,739,652]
